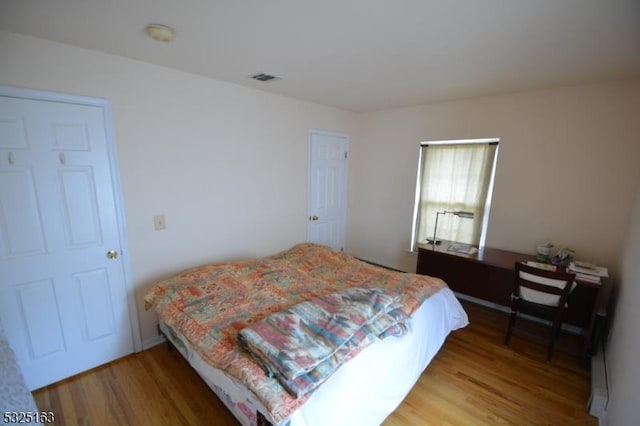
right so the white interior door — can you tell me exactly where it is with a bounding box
[307,130,349,251]
[0,91,135,390]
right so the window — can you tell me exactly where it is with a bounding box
[411,139,499,250]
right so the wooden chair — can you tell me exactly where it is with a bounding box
[504,262,576,361]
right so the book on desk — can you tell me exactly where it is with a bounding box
[568,261,608,284]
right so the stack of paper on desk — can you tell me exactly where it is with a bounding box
[523,261,557,271]
[568,261,608,283]
[447,243,478,254]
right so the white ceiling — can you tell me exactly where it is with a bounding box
[1,0,639,112]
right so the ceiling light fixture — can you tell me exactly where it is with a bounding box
[144,24,175,42]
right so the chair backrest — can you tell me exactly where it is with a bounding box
[514,262,576,307]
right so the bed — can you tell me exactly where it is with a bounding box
[144,243,468,426]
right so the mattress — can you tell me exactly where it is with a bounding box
[160,286,468,426]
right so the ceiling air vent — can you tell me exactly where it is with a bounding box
[250,73,281,82]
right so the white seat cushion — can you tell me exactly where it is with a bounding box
[519,271,577,307]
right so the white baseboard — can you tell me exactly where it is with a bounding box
[454,292,511,313]
[142,334,166,350]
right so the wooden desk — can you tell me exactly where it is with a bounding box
[416,241,605,359]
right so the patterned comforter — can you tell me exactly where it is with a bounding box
[238,287,409,398]
[144,243,445,423]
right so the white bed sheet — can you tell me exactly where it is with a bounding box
[161,286,468,426]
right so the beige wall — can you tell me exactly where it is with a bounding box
[0,31,356,345]
[606,182,640,425]
[348,81,640,278]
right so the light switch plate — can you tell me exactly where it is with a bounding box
[153,215,166,230]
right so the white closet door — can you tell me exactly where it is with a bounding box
[307,130,349,251]
[0,94,134,390]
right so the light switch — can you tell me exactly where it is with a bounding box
[153,215,166,230]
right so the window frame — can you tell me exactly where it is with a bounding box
[410,138,500,251]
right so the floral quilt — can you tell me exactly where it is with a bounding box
[144,243,445,423]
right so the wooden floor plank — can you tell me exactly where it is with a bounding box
[33,301,596,425]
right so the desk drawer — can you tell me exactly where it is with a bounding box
[417,249,511,305]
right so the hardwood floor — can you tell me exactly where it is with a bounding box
[33,302,596,425]
[385,302,595,425]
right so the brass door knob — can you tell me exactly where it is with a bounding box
[309,215,319,221]
[106,250,118,260]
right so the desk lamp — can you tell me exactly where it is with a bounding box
[429,210,475,247]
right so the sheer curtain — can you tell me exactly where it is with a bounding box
[415,142,498,247]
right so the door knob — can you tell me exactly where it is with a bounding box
[309,215,319,221]
[106,250,118,260]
